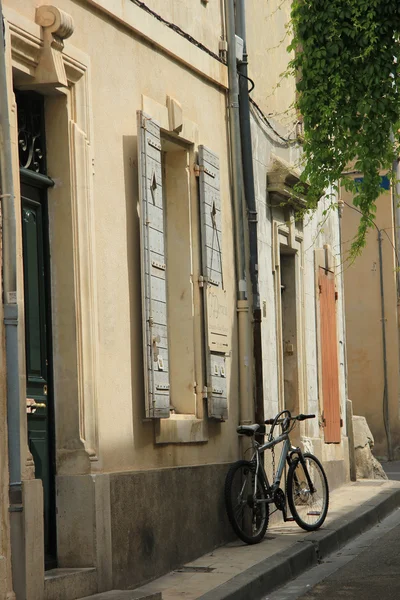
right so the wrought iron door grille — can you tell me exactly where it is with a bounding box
[16,91,47,175]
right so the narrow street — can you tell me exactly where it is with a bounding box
[264,507,400,600]
[265,464,400,600]
[297,520,400,599]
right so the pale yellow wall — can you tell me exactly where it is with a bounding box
[142,0,225,52]
[6,0,240,474]
[246,0,296,129]
[341,188,400,459]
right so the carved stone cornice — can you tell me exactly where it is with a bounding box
[267,155,310,210]
[35,5,74,89]
[9,22,41,72]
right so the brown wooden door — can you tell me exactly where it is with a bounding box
[319,267,341,442]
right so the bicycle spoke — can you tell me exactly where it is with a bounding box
[288,454,328,530]
[225,461,270,543]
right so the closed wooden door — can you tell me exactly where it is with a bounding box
[319,267,341,443]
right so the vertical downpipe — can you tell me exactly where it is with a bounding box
[0,4,22,598]
[225,0,253,425]
[235,0,264,427]
[378,230,393,460]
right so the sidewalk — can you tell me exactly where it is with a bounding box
[135,479,400,600]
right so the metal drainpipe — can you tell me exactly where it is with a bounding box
[0,4,23,596]
[225,0,253,425]
[235,0,264,427]
[396,161,400,295]
[390,132,400,297]
[378,229,394,461]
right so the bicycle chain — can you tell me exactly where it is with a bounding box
[272,445,276,482]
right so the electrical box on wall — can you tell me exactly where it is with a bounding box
[235,35,244,62]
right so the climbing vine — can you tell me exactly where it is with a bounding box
[288,0,400,257]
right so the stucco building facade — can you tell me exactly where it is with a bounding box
[0,2,350,600]
[246,0,349,489]
[341,179,400,461]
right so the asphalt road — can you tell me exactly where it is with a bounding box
[382,459,400,481]
[296,521,400,599]
[265,500,400,600]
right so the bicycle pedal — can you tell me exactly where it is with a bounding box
[285,517,295,522]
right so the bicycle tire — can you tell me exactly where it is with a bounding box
[224,460,269,544]
[287,453,329,532]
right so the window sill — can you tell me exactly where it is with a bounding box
[155,415,208,444]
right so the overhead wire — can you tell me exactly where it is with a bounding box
[342,200,399,268]
[131,0,225,64]
[131,0,295,146]
[249,97,294,145]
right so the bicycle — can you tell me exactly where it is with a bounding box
[225,410,329,544]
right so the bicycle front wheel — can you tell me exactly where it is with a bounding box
[287,453,329,531]
[225,460,269,544]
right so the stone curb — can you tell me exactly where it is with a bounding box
[198,486,400,600]
[79,592,162,600]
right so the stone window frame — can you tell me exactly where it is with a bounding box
[141,95,210,444]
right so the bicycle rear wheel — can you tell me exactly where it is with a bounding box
[287,453,329,531]
[225,460,269,544]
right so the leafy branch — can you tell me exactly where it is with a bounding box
[287,0,400,258]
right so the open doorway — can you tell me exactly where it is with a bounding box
[279,248,300,418]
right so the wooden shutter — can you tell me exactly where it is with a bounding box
[198,146,228,421]
[319,267,340,442]
[137,111,170,418]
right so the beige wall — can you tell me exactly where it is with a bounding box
[247,0,296,129]
[140,0,225,52]
[252,106,350,483]
[341,187,400,459]
[2,1,351,595]
[5,0,240,478]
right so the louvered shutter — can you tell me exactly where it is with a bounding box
[137,111,170,418]
[319,267,341,442]
[199,146,228,421]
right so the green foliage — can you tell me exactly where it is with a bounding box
[288,0,400,256]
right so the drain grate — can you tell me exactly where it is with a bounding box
[175,566,215,573]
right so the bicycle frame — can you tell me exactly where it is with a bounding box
[251,431,315,509]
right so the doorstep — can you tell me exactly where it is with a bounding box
[44,567,97,600]
[134,479,400,600]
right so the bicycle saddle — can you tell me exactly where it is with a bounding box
[236,424,260,437]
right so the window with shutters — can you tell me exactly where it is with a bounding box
[138,112,197,418]
[138,113,228,422]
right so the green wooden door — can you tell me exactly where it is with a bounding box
[21,178,56,568]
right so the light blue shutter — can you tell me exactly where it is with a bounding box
[199,146,228,420]
[137,111,170,418]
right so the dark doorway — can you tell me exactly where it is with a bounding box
[280,249,299,417]
[17,91,57,568]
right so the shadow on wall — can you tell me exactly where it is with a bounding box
[109,463,234,589]
[122,135,155,452]
[121,135,239,461]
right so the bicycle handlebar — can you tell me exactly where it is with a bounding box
[297,413,315,421]
[264,413,315,425]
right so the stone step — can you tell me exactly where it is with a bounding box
[78,592,162,600]
[44,568,97,600]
